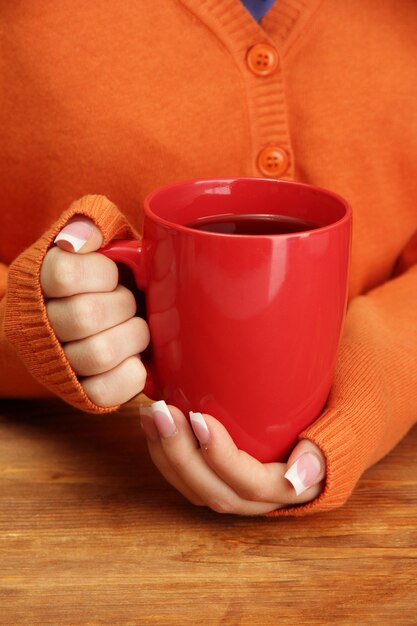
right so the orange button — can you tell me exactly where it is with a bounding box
[247,43,279,76]
[257,146,289,177]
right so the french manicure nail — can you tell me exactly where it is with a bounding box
[54,220,93,252]
[151,400,177,438]
[284,453,322,496]
[189,411,210,446]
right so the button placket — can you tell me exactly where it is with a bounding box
[245,41,291,179]
[177,0,294,180]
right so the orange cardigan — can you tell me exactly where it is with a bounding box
[1,1,416,515]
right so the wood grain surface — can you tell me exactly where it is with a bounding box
[0,398,416,626]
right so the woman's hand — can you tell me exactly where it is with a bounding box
[140,401,326,515]
[40,217,150,406]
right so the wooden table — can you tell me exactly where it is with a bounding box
[0,398,416,626]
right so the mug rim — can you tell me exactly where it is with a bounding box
[144,177,352,238]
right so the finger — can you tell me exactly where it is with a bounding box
[143,403,280,516]
[64,316,150,376]
[81,355,146,406]
[190,413,324,506]
[189,413,295,504]
[46,285,137,342]
[284,439,326,500]
[40,247,119,298]
[143,404,243,511]
[139,407,205,507]
[54,216,103,253]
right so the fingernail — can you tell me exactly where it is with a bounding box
[284,453,322,496]
[139,404,158,441]
[54,220,93,252]
[189,411,210,446]
[151,400,177,438]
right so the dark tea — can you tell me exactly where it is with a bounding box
[186,213,320,235]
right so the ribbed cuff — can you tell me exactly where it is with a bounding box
[4,195,138,413]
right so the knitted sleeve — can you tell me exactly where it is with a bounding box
[2,195,138,411]
[271,256,417,516]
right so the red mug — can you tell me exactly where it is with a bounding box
[101,178,351,462]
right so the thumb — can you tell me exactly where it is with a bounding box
[284,439,326,497]
[54,216,103,253]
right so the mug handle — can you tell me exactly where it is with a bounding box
[100,239,157,399]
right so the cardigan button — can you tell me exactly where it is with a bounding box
[257,146,289,177]
[247,43,279,76]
